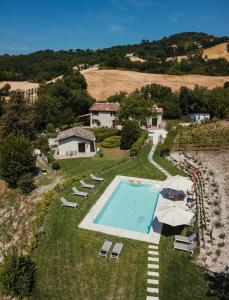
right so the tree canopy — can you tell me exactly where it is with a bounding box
[35,71,95,130]
[0,134,36,188]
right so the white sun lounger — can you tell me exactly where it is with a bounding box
[72,187,88,197]
[90,173,104,182]
[175,233,197,243]
[173,242,196,254]
[60,196,78,208]
[99,240,112,257]
[110,243,123,259]
[80,180,95,189]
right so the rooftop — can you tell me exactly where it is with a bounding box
[90,102,120,112]
[56,126,95,142]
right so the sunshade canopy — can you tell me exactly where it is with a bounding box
[156,200,195,226]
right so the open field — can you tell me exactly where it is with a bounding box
[0,81,39,91]
[202,42,229,61]
[83,68,229,100]
[128,56,146,63]
[32,145,213,300]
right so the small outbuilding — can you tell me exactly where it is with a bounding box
[54,127,96,159]
[188,113,210,123]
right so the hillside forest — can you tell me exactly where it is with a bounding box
[0,32,229,82]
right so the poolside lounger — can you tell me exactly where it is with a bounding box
[99,240,112,257]
[90,173,104,182]
[175,233,197,244]
[72,187,88,197]
[60,196,78,208]
[173,242,196,254]
[80,180,95,189]
[110,243,123,259]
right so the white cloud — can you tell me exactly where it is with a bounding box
[109,25,123,32]
[110,0,155,10]
[170,13,184,23]
[0,45,29,51]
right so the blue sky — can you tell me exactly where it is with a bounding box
[0,0,228,54]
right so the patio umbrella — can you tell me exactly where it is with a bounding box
[156,200,195,226]
[164,175,193,192]
[162,176,193,200]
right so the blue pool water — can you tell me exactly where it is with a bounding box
[94,180,160,234]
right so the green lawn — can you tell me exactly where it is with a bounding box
[153,144,188,177]
[32,145,212,300]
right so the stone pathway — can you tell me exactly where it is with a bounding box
[148,144,171,178]
[146,244,160,300]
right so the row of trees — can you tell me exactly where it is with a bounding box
[109,83,229,120]
[102,55,229,76]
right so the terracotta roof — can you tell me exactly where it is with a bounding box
[90,102,120,112]
[56,127,95,141]
[152,105,163,113]
[90,102,162,114]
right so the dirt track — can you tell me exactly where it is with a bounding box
[83,68,229,100]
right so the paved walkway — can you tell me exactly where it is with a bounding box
[146,244,160,300]
[148,144,171,178]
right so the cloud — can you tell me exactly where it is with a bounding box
[109,25,123,32]
[110,0,155,10]
[0,45,29,51]
[170,13,184,23]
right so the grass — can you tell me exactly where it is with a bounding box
[153,144,188,176]
[31,145,212,299]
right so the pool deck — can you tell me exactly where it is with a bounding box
[79,175,165,244]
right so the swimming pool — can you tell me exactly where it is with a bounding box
[79,175,163,243]
[94,179,160,234]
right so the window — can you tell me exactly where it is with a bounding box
[90,141,95,152]
[110,112,116,116]
[92,111,99,116]
[78,143,86,153]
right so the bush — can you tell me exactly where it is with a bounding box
[159,128,178,157]
[18,173,35,194]
[101,135,121,148]
[51,160,60,170]
[130,130,148,156]
[0,247,36,298]
[120,120,141,150]
[92,127,120,142]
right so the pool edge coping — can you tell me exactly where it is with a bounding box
[78,175,164,244]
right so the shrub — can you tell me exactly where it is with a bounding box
[101,135,121,148]
[92,127,120,142]
[159,128,178,157]
[46,123,55,133]
[51,160,61,170]
[120,120,141,150]
[130,130,148,156]
[18,173,35,194]
[0,247,36,298]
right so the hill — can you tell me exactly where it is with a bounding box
[82,67,229,100]
[0,32,228,82]
[202,42,229,61]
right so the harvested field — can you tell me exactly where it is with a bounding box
[0,81,39,91]
[202,42,229,61]
[128,56,146,62]
[82,68,229,100]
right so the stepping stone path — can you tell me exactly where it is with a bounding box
[146,244,159,299]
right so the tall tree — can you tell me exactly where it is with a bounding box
[0,134,36,188]
[0,91,35,138]
[118,93,153,124]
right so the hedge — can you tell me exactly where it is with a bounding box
[92,127,120,142]
[101,135,121,148]
[159,128,178,157]
[130,130,148,156]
